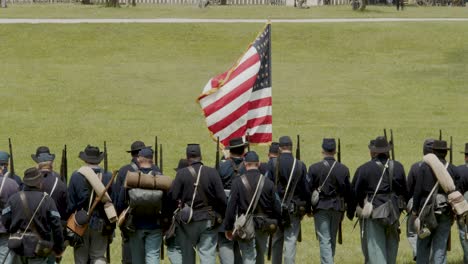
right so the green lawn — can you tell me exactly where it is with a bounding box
[0,4,467,18]
[1,18,468,263]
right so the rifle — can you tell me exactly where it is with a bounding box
[390,129,395,160]
[8,138,14,177]
[268,151,281,261]
[337,138,343,245]
[159,142,164,260]
[296,135,301,161]
[296,134,302,243]
[215,137,220,171]
[450,136,453,164]
[104,141,108,174]
[246,133,251,152]
[154,136,158,167]
[439,129,442,140]
[59,145,68,185]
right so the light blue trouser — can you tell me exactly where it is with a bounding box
[129,228,162,264]
[365,218,399,264]
[457,220,468,264]
[417,213,451,264]
[254,230,269,264]
[359,219,369,264]
[271,215,301,264]
[0,233,13,264]
[73,228,108,264]
[175,220,217,264]
[238,238,256,264]
[314,210,343,264]
[13,255,47,264]
[166,236,182,264]
[407,214,418,260]
[218,233,242,264]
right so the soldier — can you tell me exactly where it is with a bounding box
[308,138,352,264]
[268,136,310,264]
[33,150,68,264]
[412,140,463,264]
[2,167,64,263]
[353,136,407,264]
[218,137,248,264]
[224,151,281,264]
[259,142,279,176]
[116,148,170,263]
[67,145,115,264]
[0,151,22,189]
[347,139,376,264]
[169,144,226,264]
[406,138,434,261]
[0,161,19,264]
[457,143,468,264]
[114,141,161,264]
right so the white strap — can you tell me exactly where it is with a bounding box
[20,193,48,239]
[245,175,264,216]
[418,162,449,218]
[0,175,8,197]
[49,177,59,197]
[190,165,203,209]
[318,160,337,192]
[369,159,390,205]
[282,158,297,205]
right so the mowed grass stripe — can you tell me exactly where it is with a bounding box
[0,23,467,263]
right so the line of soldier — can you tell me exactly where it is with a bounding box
[1,135,468,264]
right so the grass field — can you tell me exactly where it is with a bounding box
[1,5,468,263]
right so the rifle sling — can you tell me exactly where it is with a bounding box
[187,166,210,210]
[19,191,47,240]
[282,158,299,207]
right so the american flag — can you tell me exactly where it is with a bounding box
[197,23,272,147]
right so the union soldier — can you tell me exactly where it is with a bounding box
[218,137,248,264]
[2,167,64,264]
[114,141,161,264]
[352,136,407,264]
[406,138,434,261]
[259,142,279,176]
[347,139,376,264]
[67,145,115,264]
[268,136,311,264]
[412,140,464,264]
[169,144,226,264]
[0,151,22,189]
[224,151,281,264]
[0,162,19,264]
[457,143,468,264]
[33,150,68,264]
[165,159,188,264]
[116,148,170,263]
[307,138,352,264]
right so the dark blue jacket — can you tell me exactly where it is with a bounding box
[218,157,245,190]
[67,167,113,230]
[0,175,19,233]
[41,170,68,222]
[307,157,352,211]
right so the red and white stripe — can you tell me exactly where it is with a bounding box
[198,45,272,147]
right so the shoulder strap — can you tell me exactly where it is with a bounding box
[245,175,265,216]
[130,162,139,172]
[19,192,47,239]
[388,160,394,191]
[49,177,59,197]
[318,160,337,192]
[188,165,204,209]
[0,175,8,197]
[369,159,390,204]
[281,158,297,205]
[241,174,253,199]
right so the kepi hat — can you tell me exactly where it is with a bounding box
[79,145,104,164]
[279,136,293,147]
[322,138,336,152]
[127,141,151,153]
[0,151,9,163]
[244,151,259,162]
